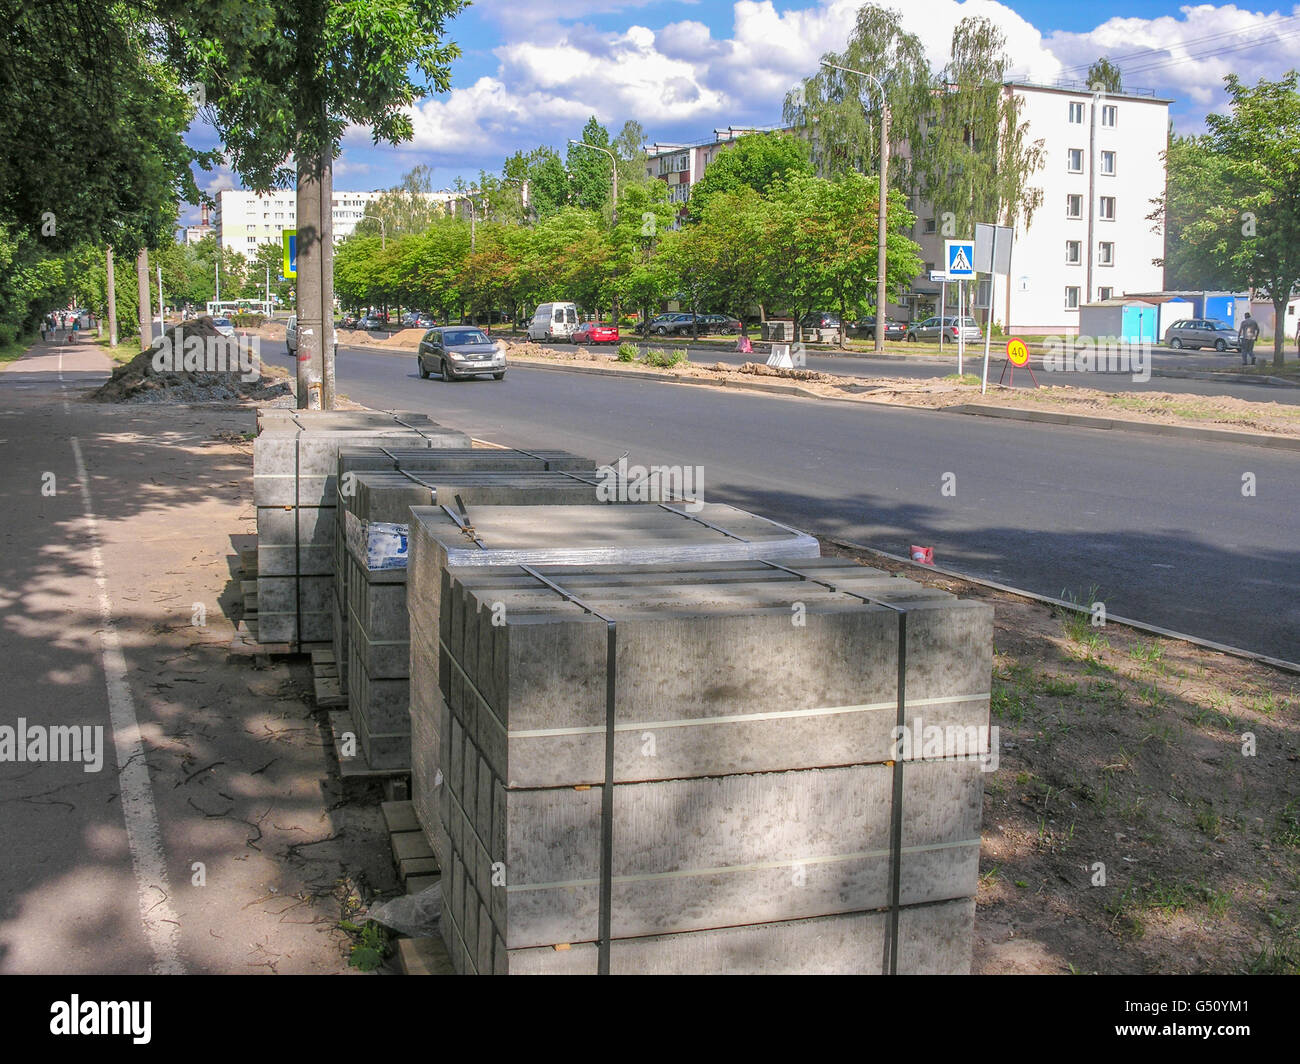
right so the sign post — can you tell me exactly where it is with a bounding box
[998,336,1038,388]
[974,222,1014,395]
[945,240,974,376]
[930,269,949,355]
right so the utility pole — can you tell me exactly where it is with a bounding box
[362,212,387,249]
[823,62,889,356]
[296,155,323,409]
[105,247,118,347]
[136,248,152,347]
[157,264,164,326]
[215,252,220,303]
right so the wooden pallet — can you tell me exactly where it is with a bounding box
[311,647,347,707]
[325,710,411,796]
[396,935,454,975]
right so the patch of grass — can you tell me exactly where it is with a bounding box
[1275,799,1300,849]
[1194,808,1220,836]
[942,372,981,385]
[339,919,391,972]
[643,347,687,368]
[1129,640,1165,666]
[0,332,38,366]
[1042,676,1079,697]
[616,341,639,362]
[992,681,1030,723]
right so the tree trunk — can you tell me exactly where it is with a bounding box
[105,247,118,347]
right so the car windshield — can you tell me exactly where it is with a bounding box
[1210,321,1234,331]
[213,318,232,327]
[443,329,489,345]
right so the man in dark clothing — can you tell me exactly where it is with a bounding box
[1239,312,1260,365]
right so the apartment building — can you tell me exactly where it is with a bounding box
[645,127,785,224]
[214,188,456,253]
[907,81,1170,333]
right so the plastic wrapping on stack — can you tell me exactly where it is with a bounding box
[251,411,469,645]
[329,445,598,717]
[417,554,993,974]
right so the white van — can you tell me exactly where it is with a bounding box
[527,302,579,342]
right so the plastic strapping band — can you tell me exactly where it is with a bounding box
[655,503,747,540]
[439,503,487,551]
[517,564,618,976]
[760,560,909,975]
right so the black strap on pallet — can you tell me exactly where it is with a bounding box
[439,502,487,550]
[655,502,747,541]
[517,564,619,976]
[760,560,909,975]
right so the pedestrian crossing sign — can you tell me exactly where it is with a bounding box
[945,239,975,278]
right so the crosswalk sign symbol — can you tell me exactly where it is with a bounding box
[945,239,975,278]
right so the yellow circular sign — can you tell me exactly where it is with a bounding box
[1006,338,1030,366]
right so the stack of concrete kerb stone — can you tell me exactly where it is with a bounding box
[417,552,993,973]
[331,448,600,771]
[251,411,469,645]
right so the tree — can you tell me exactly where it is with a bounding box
[784,4,933,189]
[568,117,615,215]
[765,172,922,345]
[1194,72,1300,365]
[686,133,813,220]
[358,165,450,241]
[926,16,1045,237]
[613,120,652,197]
[663,188,771,331]
[525,148,571,218]
[163,0,466,407]
[1087,58,1123,93]
[1150,132,1240,291]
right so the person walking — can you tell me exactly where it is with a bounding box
[1239,312,1260,366]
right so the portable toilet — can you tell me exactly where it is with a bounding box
[1203,293,1237,324]
[1079,298,1158,343]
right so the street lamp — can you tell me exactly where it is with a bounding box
[361,212,388,249]
[822,61,889,356]
[567,140,618,226]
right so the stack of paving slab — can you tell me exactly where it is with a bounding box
[252,411,470,645]
[428,555,993,974]
[405,505,979,975]
[332,448,601,771]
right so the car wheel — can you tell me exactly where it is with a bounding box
[492,371,505,381]
[1215,339,1227,351]
[653,326,667,335]
[418,358,429,379]
[441,359,456,381]
[1170,337,1183,349]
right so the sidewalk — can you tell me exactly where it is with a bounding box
[0,338,395,973]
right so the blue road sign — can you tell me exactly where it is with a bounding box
[283,230,297,280]
[945,239,975,279]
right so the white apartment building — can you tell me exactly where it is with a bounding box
[908,81,1170,333]
[214,188,456,253]
[645,127,785,224]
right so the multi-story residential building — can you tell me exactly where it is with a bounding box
[906,81,1170,334]
[181,204,214,245]
[644,83,1169,332]
[214,188,455,253]
[645,127,786,225]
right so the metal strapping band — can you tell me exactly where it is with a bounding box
[760,560,909,975]
[655,503,747,540]
[517,564,619,976]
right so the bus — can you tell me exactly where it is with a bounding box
[205,299,275,318]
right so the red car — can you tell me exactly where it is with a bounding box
[573,321,619,345]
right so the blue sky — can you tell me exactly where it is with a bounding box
[187,1,1300,220]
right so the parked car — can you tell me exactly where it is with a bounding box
[854,316,906,341]
[800,311,842,331]
[646,313,692,336]
[1164,318,1240,351]
[413,313,437,328]
[698,313,743,334]
[359,315,386,330]
[526,302,579,342]
[211,316,235,338]
[285,315,339,356]
[905,315,982,342]
[573,321,619,345]
[417,326,506,381]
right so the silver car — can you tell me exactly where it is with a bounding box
[1163,318,1239,351]
[905,315,983,342]
[417,326,506,381]
[285,315,339,357]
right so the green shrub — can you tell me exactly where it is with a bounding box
[644,347,686,368]
[231,313,267,327]
[617,342,639,362]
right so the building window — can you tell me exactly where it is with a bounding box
[1100,151,1116,175]
[1065,240,1082,264]
[1069,101,1085,124]
[924,261,935,274]
[1066,194,1083,218]
[1065,286,1081,310]
[1099,196,1116,220]
[1098,241,1115,266]
[923,217,936,234]
[1101,105,1117,128]
[1099,286,1114,300]
[1067,148,1084,172]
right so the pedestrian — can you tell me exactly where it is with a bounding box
[1239,312,1260,366]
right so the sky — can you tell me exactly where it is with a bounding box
[185,1,1300,221]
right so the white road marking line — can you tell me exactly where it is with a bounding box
[70,436,185,974]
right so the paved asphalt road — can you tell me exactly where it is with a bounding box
[273,342,1300,661]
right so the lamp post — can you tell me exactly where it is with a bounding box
[822,61,890,356]
[362,212,388,249]
[567,139,618,226]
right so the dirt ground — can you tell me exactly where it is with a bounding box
[821,539,1300,975]
[503,342,1300,439]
